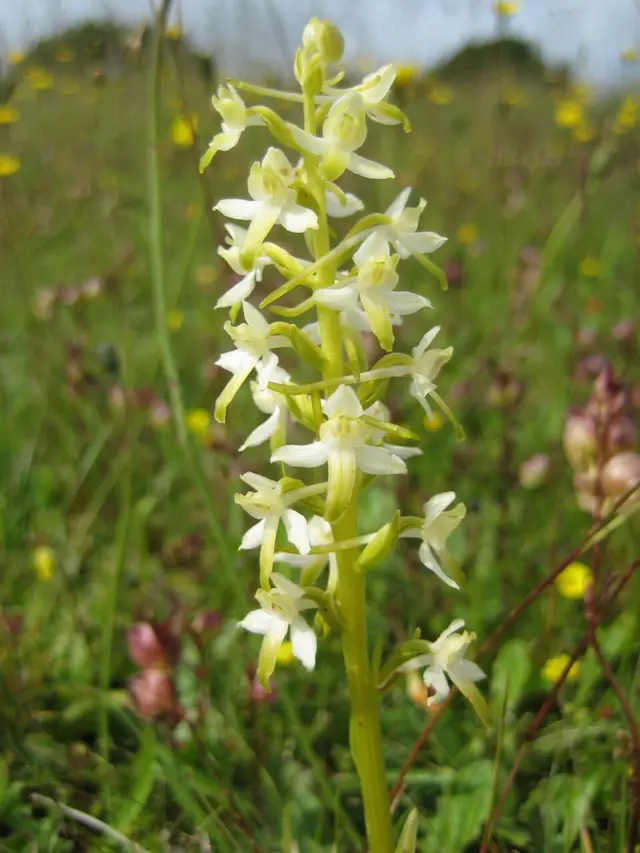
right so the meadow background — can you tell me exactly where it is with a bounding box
[1,2,640,851]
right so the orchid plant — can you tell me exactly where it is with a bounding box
[201,19,489,852]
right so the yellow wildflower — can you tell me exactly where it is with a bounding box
[195,265,218,285]
[27,68,54,90]
[395,64,419,89]
[457,223,479,245]
[555,561,593,599]
[186,408,211,442]
[554,100,583,129]
[542,654,580,684]
[0,155,20,176]
[579,257,600,278]
[500,85,523,107]
[428,84,453,105]
[276,641,295,666]
[620,48,638,63]
[171,116,197,147]
[55,47,74,63]
[493,1,519,16]
[0,106,19,124]
[424,411,443,431]
[614,96,639,134]
[570,83,592,104]
[33,545,55,581]
[572,123,596,144]
[166,309,184,332]
[9,51,25,64]
[167,25,183,40]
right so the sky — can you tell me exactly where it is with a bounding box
[1,0,640,86]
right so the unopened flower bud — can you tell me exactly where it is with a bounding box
[593,365,622,406]
[601,452,640,500]
[127,623,170,669]
[605,416,637,457]
[518,453,551,489]
[302,18,344,63]
[129,669,177,718]
[563,410,597,471]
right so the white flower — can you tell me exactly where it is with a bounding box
[287,94,394,182]
[214,148,318,264]
[320,64,401,126]
[236,473,312,584]
[401,492,466,588]
[275,515,338,589]
[378,188,447,259]
[240,365,291,451]
[215,224,273,309]
[271,385,406,522]
[359,327,452,415]
[214,301,289,423]
[400,619,486,706]
[364,401,422,460]
[325,186,364,218]
[314,232,431,351]
[200,84,263,171]
[238,573,318,685]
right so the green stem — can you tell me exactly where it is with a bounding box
[303,87,393,853]
[146,1,244,610]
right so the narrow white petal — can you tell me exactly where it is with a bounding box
[384,291,431,315]
[437,618,466,641]
[347,152,394,180]
[238,609,274,635]
[361,64,397,103]
[240,519,266,550]
[283,509,311,555]
[215,272,257,309]
[354,231,390,267]
[214,198,261,220]
[397,653,431,673]
[385,442,422,460]
[418,542,460,589]
[271,441,329,468]
[354,445,407,476]
[286,122,326,156]
[451,659,486,684]
[422,666,450,703]
[274,552,317,569]
[290,618,317,671]
[325,191,364,218]
[241,472,277,491]
[324,384,363,418]
[242,300,269,334]
[239,409,281,451]
[386,186,411,219]
[271,572,304,598]
[314,286,359,312]
[423,492,456,525]
[216,349,256,374]
[413,326,441,358]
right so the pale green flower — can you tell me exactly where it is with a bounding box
[200,84,263,171]
[401,492,466,588]
[216,223,273,309]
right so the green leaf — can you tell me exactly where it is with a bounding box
[490,638,533,713]
[115,725,157,833]
[394,808,419,853]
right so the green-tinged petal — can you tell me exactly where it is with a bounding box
[356,511,400,571]
[373,103,412,132]
[257,619,289,688]
[240,204,281,269]
[325,448,357,523]
[395,809,419,853]
[320,145,350,182]
[362,296,394,352]
[449,674,492,727]
[259,517,279,589]
[214,361,255,423]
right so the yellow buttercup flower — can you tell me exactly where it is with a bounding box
[621,48,638,63]
[167,25,183,40]
[613,95,639,134]
[0,155,20,176]
[276,641,295,666]
[542,654,580,684]
[186,408,211,441]
[424,411,443,431]
[494,1,519,16]
[554,100,583,129]
[0,106,19,124]
[579,256,600,278]
[27,68,54,91]
[33,545,55,581]
[457,223,478,245]
[500,86,523,107]
[555,561,592,599]
[171,116,197,147]
[395,64,419,89]
[428,84,453,105]
[572,123,596,144]
[166,309,184,332]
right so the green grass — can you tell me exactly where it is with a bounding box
[0,30,639,852]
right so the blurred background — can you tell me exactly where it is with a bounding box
[0,2,639,851]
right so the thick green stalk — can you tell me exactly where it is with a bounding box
[303,87,393,853]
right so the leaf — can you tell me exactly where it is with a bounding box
[490,638,533,713]
[394,808,419,853]
[115,724,157,833]
[423,760,495,853]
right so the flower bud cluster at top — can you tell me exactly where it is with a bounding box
[200,17,487,717]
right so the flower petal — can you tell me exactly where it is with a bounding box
[418,542,460,589]
[324,384,363,418]
[325,448,357,523]
[286,122,326,156]
[214,359,257,423]
[259,517,279,588]
[347,152,394,180]
[239,409,282,451]
[452,659,486,684]
[271,441,329,468]
[355,445,407,476]
[283,508,311,555]
[314,285,359,312]
[422,665,450,703]
[398,231,447,256]
[290,617,317,671]
[436,618,466,641]
[386,186,411,219]
[240,519,266,550]
[383,290,431,315]
[279,202,319,233]
[257,617,289,688]
[215,272,256,309]
[214,198,261,220]
[423,492,456,525]
[216,348,255,375]
[241,472,277,491]
[412,326,441,358]
[238,608,274,635]
[325,190,364,218]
